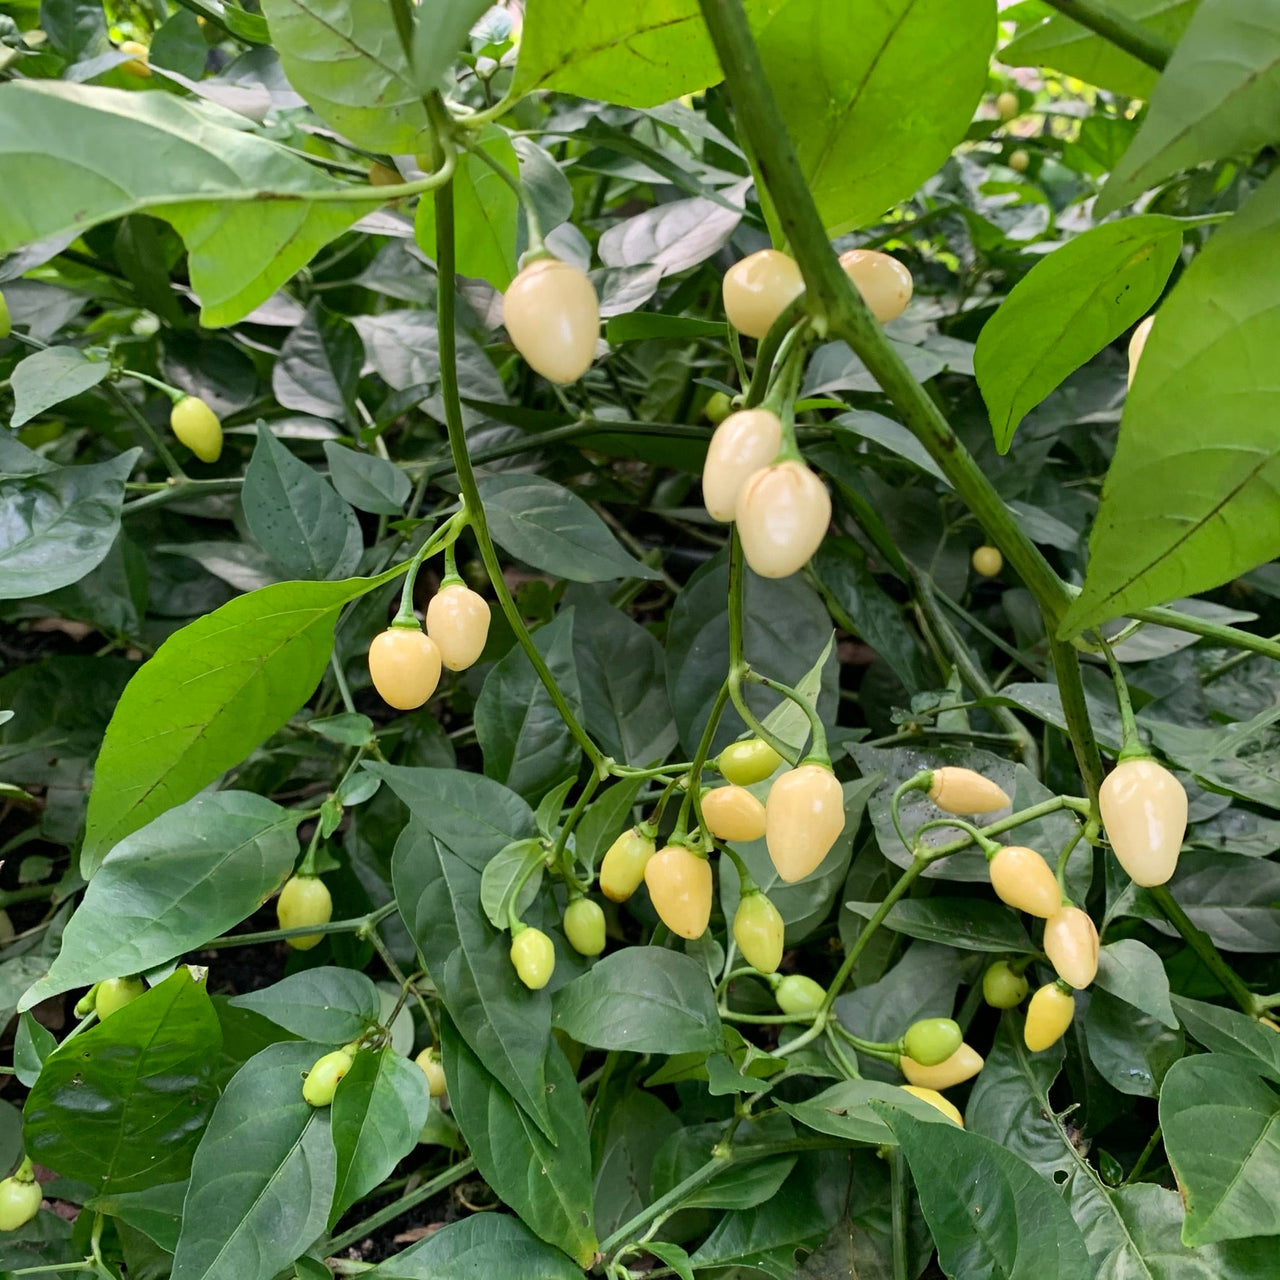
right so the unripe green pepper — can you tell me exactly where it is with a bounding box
[775,973,825,1016]
[982,961,1028,1009]
[563,898,606,957]
[95,976,146,1020]
[901,1017,963,1068]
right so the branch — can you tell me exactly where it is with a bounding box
[1040,0,1173,72]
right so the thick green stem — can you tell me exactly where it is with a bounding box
[1048,636,1105,805]
[677,681,732,840]
[432,155,610,776]
[201,902,397,950]
[1040,0,1172,70]
[1148,885,1259,1016]
[890,1149,910,1280]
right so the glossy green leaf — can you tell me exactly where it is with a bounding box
[1001,0,1199,98]
[1084,988,1183,1097]
[1099,0,1280,215]
[259,0,431,153]
[975,216,1184,450]
[666,554,838,757]
[552,948,722,1054]
[414,125,519,290]
[14,1011,55,1088]
[9,345,108,427]
[1060,182,1280,617]
[474,609,583,802]
[651,1114,797,1211]
[90,1181,187,1255]
[272,303,364,423]
[227,967,382,1044]
[24,970,221,1196]
[566,584,676,767]
[390,812,555,1140]
[813,538,929,693]
[1173,994,1280,1082]
[1094,938,1177,1028]
[883,1107,1093,1279]
[479,838,544,930]
[1161,1053,1280,1246]
[171,1041,336,1280]
[411,0,495,95]
[21,792,299,1009]
[442,1015,598,1268]
[322,442,411,516]
[688,1149,847,1272]
[843,896,1036,953]
[242,429,363,581]
[782,1078,960,1146]
[513,0,781,108]
[365,1211,585,1279]
[364,764,536,868]
[758,0,996,235]
[479,473,660,583]
[329,1046,430,1224]
[0,82,370,326]
[82,574,387,869]
[0,450,140,600]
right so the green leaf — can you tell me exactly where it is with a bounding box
[1083,988,1183,1097]
[9,345,109,427]
[364,764,536,867]
[243,429,363,581]
[782,1078,961,1146]
[390,815,555,1140]
[0,450,140,600]
[812,538,928,694]
[1173,994,1280,1082]
[652,1114,797,1211]
[24,970,221,1196]
[1060,176,1280,628]
[479,838,544,930]
[228,967,383,1044]
[1094,938,1177,1028]
[14,1011,55,1088]
[1001,0,1199,98]
[171,1041,336,1280]
[259,0,432,153]
[758,0,995,236]
[1161,1053,1280,1246]
[688,1150,847,1272]
[0,82,370,327]
[882,1107,1093,1279]
[566,584,676,767]
[1098,0,1280,215]
[573,776,644,874]
[474,609,583,802]
[605,314,728,344]
[512,0,777,108]
[975,217,1184,450]
[479,473,660,583]
[21,792,299,1009]
[322,442,411,516]
[411,0,495,95]
[82,574,387,870]
[90,1181,187,1255]
[329,1045,430,1224]
[442,1015,598,1268]
[552,948,722,1054]
[666,553,838,757]
[414,124,519,290]
[365,1210,586,1279]
[272,303,364,423]
[844,896,1035,953]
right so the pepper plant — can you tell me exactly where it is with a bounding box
[2,0,1280,1277]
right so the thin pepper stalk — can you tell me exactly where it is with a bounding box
[429,100,610,778]
[1096,632,1145,761]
